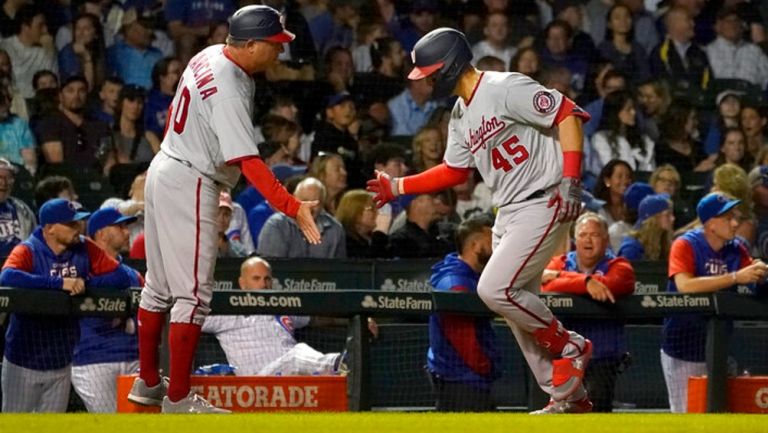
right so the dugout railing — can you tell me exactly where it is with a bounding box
[0,282,766,413]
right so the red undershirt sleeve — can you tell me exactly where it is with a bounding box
[238,157,301,218]
[401,162,472,195]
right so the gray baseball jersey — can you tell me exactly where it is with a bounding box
[161,44,259,188]
[444,71,565,206]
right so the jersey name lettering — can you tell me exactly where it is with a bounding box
[50,262,78,278]
[188,52,219,101]
[468,115,505,154]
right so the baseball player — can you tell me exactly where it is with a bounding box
[70,208,144,413]
[202,257,346,376]
[367,28,594,413]
[0,198,137,412]
[128,5,321,414]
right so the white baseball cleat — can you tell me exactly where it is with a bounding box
[127,377,169,406]
[530,397,593,414]
[161,392,231,414]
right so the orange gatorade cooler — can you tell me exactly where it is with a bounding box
[688,376,768,413]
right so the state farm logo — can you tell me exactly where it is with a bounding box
[273,278,336,291]
[79,297,128,313]
[81,297,97,312]
[360,295,432,311]
[379,278,431,292]
[543,295,573,308]
[361,295,377,308]
[641,295,658,308]
[756,387,768,409]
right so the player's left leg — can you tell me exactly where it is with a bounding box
[72,362,127,413]
[37,364,71,413]
[258,343,340,376]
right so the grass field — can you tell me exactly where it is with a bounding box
[1,413,767,433]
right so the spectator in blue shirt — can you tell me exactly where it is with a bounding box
[58,13,106,91]
[387,77,438,137]
[0,85,36,174]
[144,57,181,137]
[91,76,122,127]
[618,193,675,260]
[106,11,162,89]
[308,0,358,55]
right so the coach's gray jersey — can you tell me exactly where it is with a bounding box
[161,44,259,188]
[444,72,565,206]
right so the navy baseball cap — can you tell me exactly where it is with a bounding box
[228,5,295,43]
[326,92,353,109]
[697,193,741,224]
[39,198,91,226]
[635,194,671,228]
[623,182,655,212]
[87,207,138,237]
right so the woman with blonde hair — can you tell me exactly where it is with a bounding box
[411,126,444,173]
[335,189,391,258]
[618,194,675,260]
[309,152,347,214]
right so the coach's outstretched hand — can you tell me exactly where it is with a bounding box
[296,201,322,244]
[366,170,399,208]
[550,177,582,222]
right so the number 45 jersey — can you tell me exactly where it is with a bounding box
[160,44,259,189]
[444,71,589,207]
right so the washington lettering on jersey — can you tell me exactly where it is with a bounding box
[188,52,218,101]
[468,116,506,154]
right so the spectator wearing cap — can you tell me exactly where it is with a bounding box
[749,166,768,258]
[662,192,768,413]
[0,5,58,99]
[106,9,163,89]
[705,7,768,89]
[0,198,137,413]
[312,92,364,188]
[387,75,439,137]
[607,181,654,252]
[0,84,36,174]
[258,177,346,259]
[702,90,744,156]
[165,0,236,65]
[541,211,635,412]
[216,192,248,258]
[0,158,35,258]
[70,207,143,413]
[618,194,674,260]
[308,0,358,56]
[101,84,159,177]
[34,75,110,167]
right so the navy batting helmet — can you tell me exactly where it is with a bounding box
[408,28,472,99]
[228,5,295,43]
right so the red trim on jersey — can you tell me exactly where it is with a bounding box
[163,103,173,139]
[226,155,259,166]
[503,200,561,327]
[553,97,591,126]
[668,238,696,278]
[85,239,120,275]
[240,158,301,218]
[3,244,33,271]
[190,177,202,323]
[465,72,485,107]
[408,62,444,80]
[222,46,250,75]
[401,162,472,195]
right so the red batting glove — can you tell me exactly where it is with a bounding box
[549,177,582,222]
[366,170,399,208]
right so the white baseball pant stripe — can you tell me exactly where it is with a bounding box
[71,360,139,413]
[476,196,586,398]
[661,349,706,413]
[140,152,220,325]
[258,343,340,376]
[1,358,71,413]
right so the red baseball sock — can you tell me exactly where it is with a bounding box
[167,322,202,402]
[137,308,166,387]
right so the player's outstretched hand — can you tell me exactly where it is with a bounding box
[296,201,322,245]
[366,170,399,208]
[550,177,582,222]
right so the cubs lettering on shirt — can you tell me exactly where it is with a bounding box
[444,71,587,206]
[162,44,259,188]
[662,229,752,362]
[0,201,23,257]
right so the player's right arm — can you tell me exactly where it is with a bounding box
[0,244,66,290]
